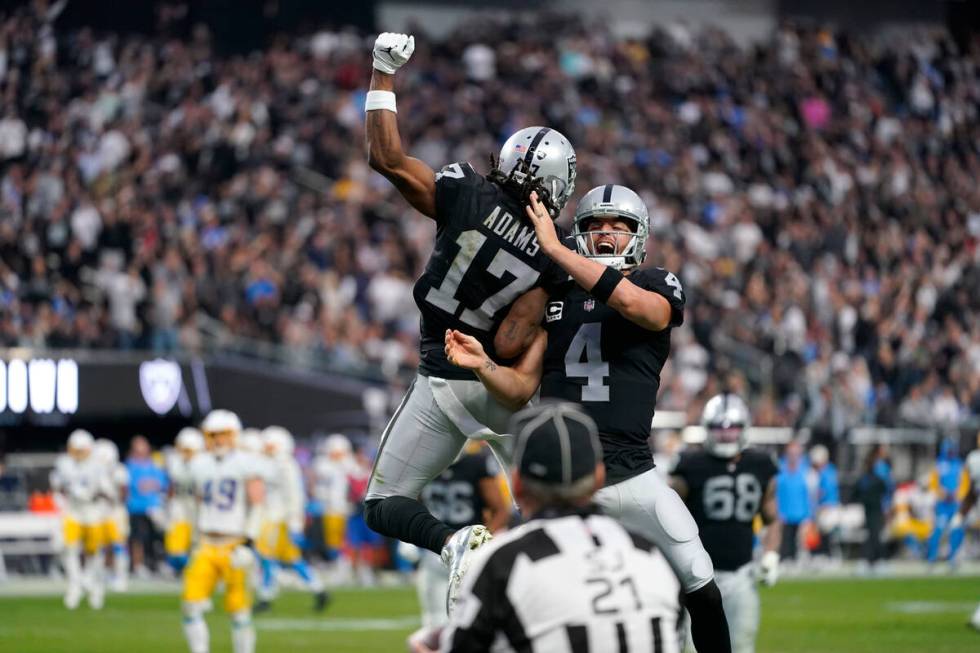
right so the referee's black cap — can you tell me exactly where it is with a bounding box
[510,401,602,487]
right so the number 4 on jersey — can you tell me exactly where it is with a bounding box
[565,323,609,401]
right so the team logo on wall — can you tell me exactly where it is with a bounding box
[139,359,182,415]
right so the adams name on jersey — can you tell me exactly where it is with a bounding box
[540,267,685,484]
[415,161,569,380]
[671,448,777,572]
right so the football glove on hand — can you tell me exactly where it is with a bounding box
[373,33,415,74]
[758,550,779,587]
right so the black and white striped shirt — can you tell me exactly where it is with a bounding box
[441,506,681,653]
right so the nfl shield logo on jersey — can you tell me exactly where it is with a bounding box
[139,359,183,415]
[584,299,595,312]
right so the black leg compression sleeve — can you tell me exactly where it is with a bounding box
[364,496,456,555]
[685,580,732,653]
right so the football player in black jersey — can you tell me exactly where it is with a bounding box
[363,32,578,610]
[671,393,782,653]
[409,442,510,653]
[444,185,733,653]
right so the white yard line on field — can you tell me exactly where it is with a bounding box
[884,601,978,614]
[257,616,420,631]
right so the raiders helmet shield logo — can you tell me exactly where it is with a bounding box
[139,359,183,415]
[546,301,564,323]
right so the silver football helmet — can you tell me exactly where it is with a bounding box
[493,126,576,218]
[572,184,649,270]
[701,393,751,459]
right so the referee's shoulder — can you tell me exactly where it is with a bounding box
[481,519,561,566]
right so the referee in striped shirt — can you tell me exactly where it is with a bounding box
[440,402,681,653]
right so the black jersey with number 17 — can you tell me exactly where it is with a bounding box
[540,267,686,485]
[414,161,568,380]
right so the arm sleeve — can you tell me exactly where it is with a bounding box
[537,226,574,294]
[634,268,686,327]
[434,162,480,226]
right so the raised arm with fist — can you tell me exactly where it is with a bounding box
[372,32,415,75]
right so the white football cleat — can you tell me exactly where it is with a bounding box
[441,524,492,617]
[64,586,82,610]
[88,585,105,610]
[969,604,980,632]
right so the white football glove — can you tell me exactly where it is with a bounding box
[230,544,256,570]
[758,550,779,587]
[373,32,415,74]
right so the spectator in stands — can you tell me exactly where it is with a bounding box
[0,2,976,432]
[776,439,811,564]
[125,435,168,576]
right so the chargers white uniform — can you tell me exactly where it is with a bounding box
[259,453,306,561]
[312,454,354,552]
[167,454,199,565]
[51,452,110,609]
[97,453,130,591]
[257,447,325,603]
[181,449,262,653]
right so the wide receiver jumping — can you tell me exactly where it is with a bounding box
[445,186,732,651]
[671,394,782,653]
[181,410,265,653]
[363,31,578,596]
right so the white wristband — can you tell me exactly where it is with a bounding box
[365,90,397,113]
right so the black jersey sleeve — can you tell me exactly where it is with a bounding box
[632,267,686,327]
[670,450,692,478]
[434,162,482,226]
[539,231,573,294]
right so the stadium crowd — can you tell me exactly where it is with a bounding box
[1,2,978,432]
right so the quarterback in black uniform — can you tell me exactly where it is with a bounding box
[363,32,578,606]
[671,393,782,653]
[445,185,732,653]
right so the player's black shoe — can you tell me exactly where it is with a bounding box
[313,590,330,613]
[254,599,272,614]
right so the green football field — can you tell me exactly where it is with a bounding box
[0,576,977,652]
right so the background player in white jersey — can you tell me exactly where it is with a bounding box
[166,427,205,574]
[181,410,264,653]
[671,394,782,653]
[956,432,980,631]
[238,428,264,455]
[311,434,355,573]
[50,429,108,610]
[255,426,328,612]
[363,32,577,583]
[94,438,130,592]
